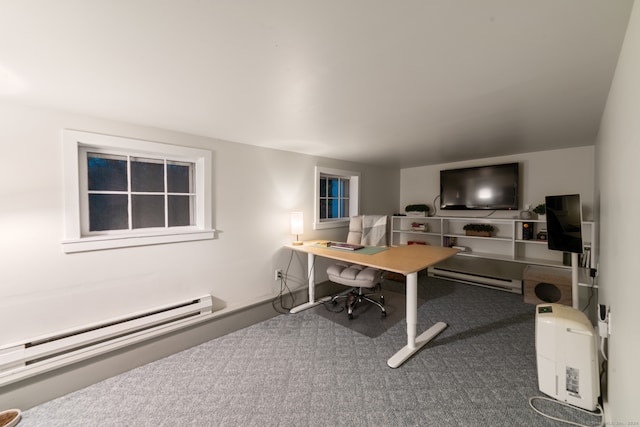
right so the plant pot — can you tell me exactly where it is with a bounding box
[465,230,492,237]
[520,210,533,220]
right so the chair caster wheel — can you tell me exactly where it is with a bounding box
[380,295,385,304]
[348,313,353,320]
[331,299,337,305]
[381,311,387,318]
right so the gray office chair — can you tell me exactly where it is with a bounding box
[327,215,387,319]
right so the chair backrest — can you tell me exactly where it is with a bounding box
[346,216,364,245]
[346,215,388,246]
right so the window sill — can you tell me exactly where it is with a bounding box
[62,229,215,253]
[313,219,349,230]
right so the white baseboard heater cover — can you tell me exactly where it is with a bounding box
[429,267,522,293]
[0,295,213,387]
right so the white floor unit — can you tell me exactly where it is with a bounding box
[535,303,600,411]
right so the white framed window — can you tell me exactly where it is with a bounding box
[62,130,214,253]
[313,166,360,230]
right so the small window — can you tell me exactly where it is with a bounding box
[84,153,195,232]
[319,175,350,220]
[63,130,213,252]
[314,166,359,230]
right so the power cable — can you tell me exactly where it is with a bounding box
[528,396,604,427]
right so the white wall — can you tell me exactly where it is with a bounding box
[595,0,640,423]
[0,101,399,346]
[400,146,595,220]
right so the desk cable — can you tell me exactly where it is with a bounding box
[272,250,296,314]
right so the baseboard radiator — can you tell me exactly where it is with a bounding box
[429,268,522,294]
[0,295,213,387]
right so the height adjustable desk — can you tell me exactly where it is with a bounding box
[286,242,459,368]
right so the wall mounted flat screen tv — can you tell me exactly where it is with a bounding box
[546,194,583,254]
[440,163,519,210]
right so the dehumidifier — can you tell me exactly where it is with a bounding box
[535,303,600,411]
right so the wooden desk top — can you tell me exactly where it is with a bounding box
[287,242,459,275]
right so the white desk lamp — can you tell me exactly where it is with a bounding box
[291,212,304,246]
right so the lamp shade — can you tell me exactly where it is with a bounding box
[290,212,304,235]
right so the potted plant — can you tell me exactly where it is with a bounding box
[533,203,546,219]
[405,204,430,217]
[463,223,495,237]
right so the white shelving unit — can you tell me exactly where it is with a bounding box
[391,216,594,269]
[391,215,595,293]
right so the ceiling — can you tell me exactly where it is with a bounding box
[0,1,634,168]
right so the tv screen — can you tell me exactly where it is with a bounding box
[440,163,519,210]
[546,194,583,254]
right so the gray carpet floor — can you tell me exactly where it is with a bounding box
[20,277,601,426]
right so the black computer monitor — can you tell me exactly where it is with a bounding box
[545,194,583,254]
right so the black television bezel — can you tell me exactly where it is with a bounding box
[439,162,519,210]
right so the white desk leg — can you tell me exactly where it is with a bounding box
[290,252,331,313]
[387,271,448,368]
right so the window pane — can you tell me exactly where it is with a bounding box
[320,177,327,198]
[341,179,349,198]
[168,195,194,226]
[320,199,327,219]
[327,199,338,219]
[328,178,340,197]
[89,194,128,231]
[132,195,165,228]
[167,161,193,193]
[341,199,349,217]
[88,154,127,191]
[131,157,164,192]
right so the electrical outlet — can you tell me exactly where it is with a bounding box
[274,269,282,281]
[598,304,611,338]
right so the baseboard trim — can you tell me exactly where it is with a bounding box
[0,283,335,411]
[429,267,522,294]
